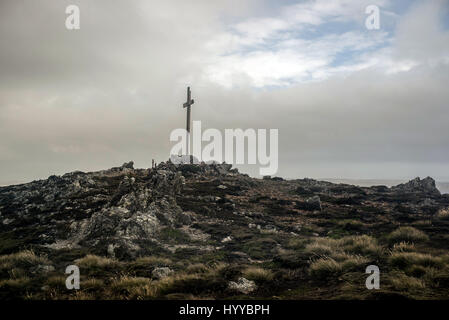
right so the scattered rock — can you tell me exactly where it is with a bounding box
[228,277,257,294]
[107,244,116,258]
[221,236,233,243]
[152,267,174,279]
[35,265,55,274]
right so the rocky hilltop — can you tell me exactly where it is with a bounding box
[1,161,449,300]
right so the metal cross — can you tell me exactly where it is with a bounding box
[183,86,194,162]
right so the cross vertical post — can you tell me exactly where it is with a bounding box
[183,86,194,164]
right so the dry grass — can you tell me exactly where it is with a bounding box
[309,258,343,280]
[186,263,209,274]
[304,235,383,258]
[133,256,172,267]
[391,242,416,253]
[388,227,429,244]
[155,273,203,295]
[0,277,31,289]
[389,252,444,270]
[304,242,334,256]
[242,266,274,282]
[109,276,156,299]
[306,236,381,280]
[69,291,96,300]
[75,255,119,268]
[332,253,370,270]
[338,235,383,257]
[46,276,67,290]
[287,238,307,250]
[82,278,105,290]
[389,273,426,291]
[0,250,49,270]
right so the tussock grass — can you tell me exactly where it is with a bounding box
[388,227,429,244]
[156,273,202,292]
[155,263,229,296]
[242,267,274,282]
[391,242,416,253]
[46,276,67,290]
[69,291,96,300]
[339,235,383,257]
[110,276,154,297]
[307,236,381,280]
[82,278,105,290]
[332,253,370,270]
[304,235,383,258]
[134,256,172,267]
[186,263,209,274]
[0,250,49,270]
[287,238,307,250]
[406,265,443,282]
[389,252,444,270]
[309,258,343,280]
[75,255,118,268]
[304,242,334,256]
[389,273,426,291]
[0,277,31,289]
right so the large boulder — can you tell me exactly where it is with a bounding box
[393,177,441,196]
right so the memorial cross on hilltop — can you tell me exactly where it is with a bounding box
[183,86,194,163]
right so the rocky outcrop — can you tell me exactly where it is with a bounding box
[393,177,441,196]
[1,160,448,263]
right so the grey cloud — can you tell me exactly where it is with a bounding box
[0,0,449,185]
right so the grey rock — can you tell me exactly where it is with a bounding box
[121,161,134,169]
[152,267,173,279]
[393,177,440,196]
[228,277,257,294]
[35,264,55,274]
[221,236,233,243]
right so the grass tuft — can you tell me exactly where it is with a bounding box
[388,227,429,244]
[242,267,274,282]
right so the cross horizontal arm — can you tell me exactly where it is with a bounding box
[183,99,194,108]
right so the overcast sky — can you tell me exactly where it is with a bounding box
[1,0,449,185]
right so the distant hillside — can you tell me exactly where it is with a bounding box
[323,178,449,194]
